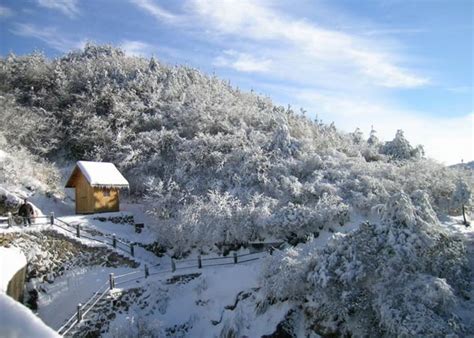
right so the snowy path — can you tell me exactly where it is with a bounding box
[37,266,135,329]
[442,217,474,333]
[2,211,271,336]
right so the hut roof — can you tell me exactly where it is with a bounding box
[65,161,129,188]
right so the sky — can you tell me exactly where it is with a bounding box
[0,0,472,165]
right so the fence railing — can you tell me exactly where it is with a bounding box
[56,249,269,336]
[3,212,139,258]
[47,214,137,257]
[3,211,272,336]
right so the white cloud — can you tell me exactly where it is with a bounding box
[36,0,79,18]
[119,40,184,62]
[181,1,469,163]
[120,40,153,57]
[294,90,473,165]
[0,5,13,17]
[188,0,428,89]
[11,23,86,52]
[362,28,428,36]
[214,50,272,73]
[130,0,178,22]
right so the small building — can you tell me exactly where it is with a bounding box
[65,161,129,214]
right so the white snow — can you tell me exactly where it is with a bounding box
[74,161,129,188]
[37,266,136,329]
[59,212,155,245]
[441,215,474,332]
[0,293,60,338]
[0,247,27,292]
[104,259,287,338]
[0,187,22,208]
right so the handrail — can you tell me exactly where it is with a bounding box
[52,217,136,258]
[114,270,142,279]
[55,251,269,335]
[35,212,271,336]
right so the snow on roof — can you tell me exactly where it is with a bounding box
[69,161,129,188]
[0,247,27,293]
[0,293,60,338]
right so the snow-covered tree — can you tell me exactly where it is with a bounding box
[0,44,467,250]
[381,129,424,161]
[452,179,472,225]
[261,192,469,336]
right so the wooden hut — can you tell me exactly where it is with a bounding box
[65,161,129,214]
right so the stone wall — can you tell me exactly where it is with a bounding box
[6,265,26,302]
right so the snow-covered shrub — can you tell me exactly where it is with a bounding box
[0,186,23,213]
[380,129,424,161]
[267,193,349,241]
[108,310,164,338]
[451,178,472,218]
[262,192,469,336]
[1,44,469,252]
[374,273,458,336]
[0,136,61,199]
[152,191,278,254]
[261,245,313,303]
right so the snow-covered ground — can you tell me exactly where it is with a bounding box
[91,258,291,337]
[0,293,60,338]
[37,266,136,329]
[2,193,473,337]
[59,211,156,246]
[441,215,474,333]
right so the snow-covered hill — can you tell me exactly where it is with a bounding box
[0,44,472,336]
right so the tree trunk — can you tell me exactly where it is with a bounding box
[462,204,468,226]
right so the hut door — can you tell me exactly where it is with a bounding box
[76,187,88,213]
[75,172,91,214]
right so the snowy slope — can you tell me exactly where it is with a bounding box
[0,293,60,338]
[441,216,474,333]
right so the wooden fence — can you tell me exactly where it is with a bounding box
[42,214,269,336]
[57,250,268,336]
[8,213,139,257]
[2,212,271,336]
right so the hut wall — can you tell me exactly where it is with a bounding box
[75,172,95,214]
[93,188,119,213]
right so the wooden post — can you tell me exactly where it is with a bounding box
[198,255,202,269]
[233,252,238,264]
[130,243,135,257]
[7,212,12,228]
[109,273,115,290]
[145,264,149,278]
[171,258,176,272]
[50,212,54,225]
[76,224,80,238]
[77,303,83,322]
[112,234,116,248]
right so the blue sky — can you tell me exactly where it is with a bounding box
[0,0,472,164]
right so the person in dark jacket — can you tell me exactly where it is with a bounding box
[18,198,34,226]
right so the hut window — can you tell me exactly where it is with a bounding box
[103,189,110,197]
